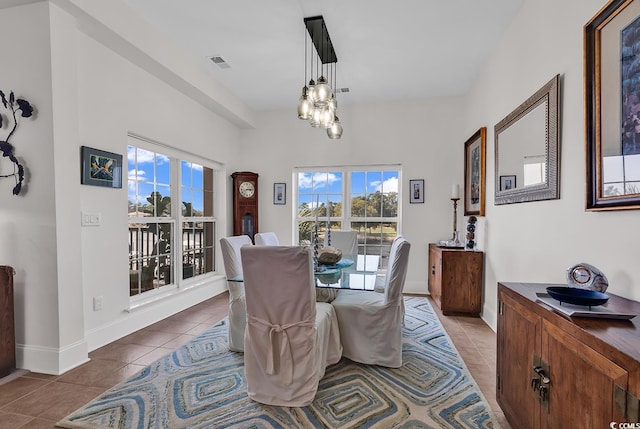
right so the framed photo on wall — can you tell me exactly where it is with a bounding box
[409,179,424,204]
[81,146,122,188]
[273,182,286,205]
[500,175,516,191]
[463,127,486,216]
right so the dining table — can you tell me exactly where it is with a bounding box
[227,254,382,302]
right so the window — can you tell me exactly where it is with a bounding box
[127,140,217,297]
[295,167,400,270]
[180,161,215,281]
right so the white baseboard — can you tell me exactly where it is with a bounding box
[16,338,89,376]
[16,277,228,376]
[403,280,428,295]
[480,304,498,332]
[86,278,227,352]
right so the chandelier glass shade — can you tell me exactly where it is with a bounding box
[309,107,322,127]
[297,86,312,120]
[319,105,334,128]
[327,116,343,139]
[306,79,316,104]
[297,16,342,139]
[313,76,332,107]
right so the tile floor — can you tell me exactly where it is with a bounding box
[0,293,510,428]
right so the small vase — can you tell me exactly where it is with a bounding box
[447,231,463,248]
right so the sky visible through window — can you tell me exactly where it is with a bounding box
[297,171,399,207]
[128,146,206,213]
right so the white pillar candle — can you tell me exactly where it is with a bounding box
[451,184,460,199]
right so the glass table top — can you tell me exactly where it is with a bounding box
[228,254,382,291]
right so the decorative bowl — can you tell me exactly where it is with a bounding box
[546,286,609,307]
[318,247,342,265]
[315,268,341,285]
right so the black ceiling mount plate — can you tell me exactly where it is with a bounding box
[304,16,337,64]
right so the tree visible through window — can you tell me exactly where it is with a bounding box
[295,167,400,270]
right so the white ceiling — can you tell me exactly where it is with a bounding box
[115,1,525,112]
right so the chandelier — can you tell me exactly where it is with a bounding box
[297,16,343,139]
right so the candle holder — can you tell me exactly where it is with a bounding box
[449,198,463,247]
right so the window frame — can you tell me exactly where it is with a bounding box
[293,165,402,268]
[127,134,220,302]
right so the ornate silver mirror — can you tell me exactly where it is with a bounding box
[494,74,560,205]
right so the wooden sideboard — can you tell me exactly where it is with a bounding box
[497,282,640,428]
[427,243,483,316]
[0,266,15,378]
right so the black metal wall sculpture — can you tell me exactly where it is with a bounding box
[0,90,33,195]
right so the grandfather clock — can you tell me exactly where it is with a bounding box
[231,171,258,241]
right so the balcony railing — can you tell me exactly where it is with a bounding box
[128,226,211,295]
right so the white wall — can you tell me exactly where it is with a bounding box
[240,97,469,295]
[75,18,242,352]
[464,0,640,329]
[0,2,68,374]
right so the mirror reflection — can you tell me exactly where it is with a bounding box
[603,96,640,195]
[494,74,560,205]
[496,103,547,189]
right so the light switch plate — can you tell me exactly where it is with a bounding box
[81,211,101,226]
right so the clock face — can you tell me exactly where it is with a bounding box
[239,181,255,198]
[570,265,592,284]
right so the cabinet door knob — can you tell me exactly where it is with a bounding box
[431,265,435,275]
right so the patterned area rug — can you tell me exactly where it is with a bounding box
[56,296,500,428]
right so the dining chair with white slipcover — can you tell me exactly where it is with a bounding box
[330,235,411,368]
[241,245,342,406]
[325,230,358,256]
[220,235,253,352]
[253,232,280,246]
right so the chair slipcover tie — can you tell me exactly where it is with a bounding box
[248,315,314,386]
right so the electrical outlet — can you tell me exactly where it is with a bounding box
[93,296,103,311]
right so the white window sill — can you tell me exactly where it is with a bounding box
[127,273,225,312]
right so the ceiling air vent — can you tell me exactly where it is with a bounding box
[209,56,230,69]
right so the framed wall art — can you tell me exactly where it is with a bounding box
[81,146,122,188]
[463,127,486,215]
[273,182,286,205]
[500,175,516,191]
[409,179,424,204]
[585,0,640,210]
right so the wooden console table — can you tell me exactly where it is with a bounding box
[497,282,640,427]
[427,243,483,315]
